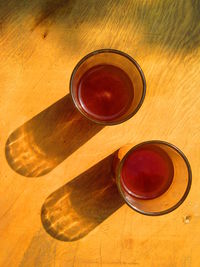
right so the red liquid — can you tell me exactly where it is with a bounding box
[77,64,134,121]
[121,145,174,199]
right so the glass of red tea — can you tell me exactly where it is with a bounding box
[70,49,146,125]
[114,141,192,215]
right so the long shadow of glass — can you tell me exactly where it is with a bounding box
[41,153,124,242]
[5,94,103,177]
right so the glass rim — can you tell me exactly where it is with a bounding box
[116,140,192,216]
[69,48,146,125]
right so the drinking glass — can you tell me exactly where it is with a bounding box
[70,49,146,125]
[114,141,192,215]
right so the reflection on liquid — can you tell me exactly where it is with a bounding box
[41,154,124,241]
[5,95,103,177]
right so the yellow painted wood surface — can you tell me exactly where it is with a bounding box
[1,0,200,266]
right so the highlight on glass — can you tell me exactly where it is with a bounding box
[114,141,192,216]
[70,49,146,125]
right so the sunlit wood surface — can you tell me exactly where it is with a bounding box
[1,0,200,266]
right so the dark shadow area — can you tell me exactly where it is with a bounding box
[31,0,75,32]
[0,0,113,35]
[135,0,200,52]
[5,94,103,177]
[1,0,200,53]
[41,153,124,241]
[0,0,74,28]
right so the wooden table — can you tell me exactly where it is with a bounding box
[1,1,200,266]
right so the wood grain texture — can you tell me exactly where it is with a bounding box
[0,0,200,266]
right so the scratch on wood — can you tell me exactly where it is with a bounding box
[0,190,25,220]
[99,240,102,266]
[43,30,48,39]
